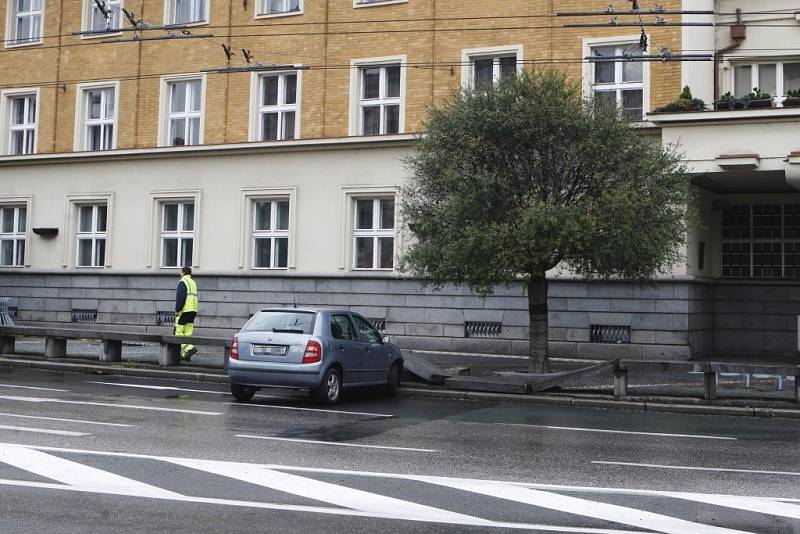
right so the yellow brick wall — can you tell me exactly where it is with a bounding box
[0,0,684,154]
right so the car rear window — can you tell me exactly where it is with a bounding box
[242,311,316,334]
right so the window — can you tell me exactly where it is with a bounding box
[352,315,382,344]
[0,206,26,267]
[252,199,289,269]
[166,0,206,24]
[358,64,401,135]
[462,46,522,89]
[353,197,394,270]
[85,0,121,32]
[78,85,116,151]
[161,202,194,268]
[7,0,43,45]
[4,92,37,155]
[733,61,800,103]
[591,44,645,119]
[163,78,203,146]
[76,204,107,267]
[721,204,800,278]
[259,0,299,16]
[330,314,355,340]
[257,73,297,141]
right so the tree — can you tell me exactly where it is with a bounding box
[400,69,690,373]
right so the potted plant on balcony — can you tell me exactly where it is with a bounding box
[714,91,745,110]
[652,86,707,113]
[783,89,800,107]
[745,87,773,109]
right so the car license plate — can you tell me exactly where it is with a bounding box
[253,345,287,356]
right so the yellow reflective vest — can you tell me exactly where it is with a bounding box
[179,275,199,314]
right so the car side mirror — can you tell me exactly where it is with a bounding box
[382,336,391,344]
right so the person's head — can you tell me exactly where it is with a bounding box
[180,266,192,277]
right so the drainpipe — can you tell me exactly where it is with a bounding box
[713,8,746,99]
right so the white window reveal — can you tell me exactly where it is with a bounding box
[168,0,206,24]
[260,0,299,16]
[0,206,26,267]
[9,0,43,45]
[76,204,107,267]
[733,61,800,104]
[161,202,194,268]
[82,86,116,150]
[6,93,36,155]
[87,0,122,31]
[167,79,202,146]
[359,64,401,135]
[353,198,394,270]
[252,199,289,269]
[258,73,297,141]
[591,44,644,120]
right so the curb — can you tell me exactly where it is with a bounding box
[3,356,799,419]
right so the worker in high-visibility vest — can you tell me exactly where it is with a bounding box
[175,266,199,361]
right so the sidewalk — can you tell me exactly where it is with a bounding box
[2,338,799,419]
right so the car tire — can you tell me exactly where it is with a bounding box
[231,383,257,402]
[312,367,342,405]
[386,363,401,397]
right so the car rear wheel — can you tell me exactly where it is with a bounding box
[386,362,401,397]
[312,367,342,405]
[231,383,257,402]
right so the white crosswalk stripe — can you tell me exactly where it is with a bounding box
[3,443,799,534]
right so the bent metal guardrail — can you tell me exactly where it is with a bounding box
[0,325,230,367]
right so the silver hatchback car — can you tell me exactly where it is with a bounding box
[227,308,404,404]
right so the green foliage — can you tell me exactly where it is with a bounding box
[654,86,706,112]
[401,69,690,295]
[786,88,800,98]
[747,87,771,100]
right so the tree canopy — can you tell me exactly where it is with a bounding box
[401,69,690,371]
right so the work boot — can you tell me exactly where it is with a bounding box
[182,347,198,362]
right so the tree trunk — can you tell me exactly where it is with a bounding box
[527,275,550,373]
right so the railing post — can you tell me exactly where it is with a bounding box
[703,367,717,401]
[45,337,67,358]
[0,335,15,354]
[159,341,181,366]
[795,373,799,404]
[101,340,122,363]
[613,364,628,398]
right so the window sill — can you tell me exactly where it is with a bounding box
[4,40,43,49]
[252,267,289,270]
[165,20,209,28]
[255,10,303,19]
[352,268,395,271]
[80,31,123,40]
[0,265,26,269]
[354,0,407,7]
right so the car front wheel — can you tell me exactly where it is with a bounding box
[231,383,257,402]
[386,363,401,397]
[312,367,342,405]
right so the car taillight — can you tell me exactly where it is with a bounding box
[230,335,239,360]
[302,340,322,363]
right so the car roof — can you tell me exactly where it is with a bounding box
[257,307,357,315]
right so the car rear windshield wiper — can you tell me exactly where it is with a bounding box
[272,328,306,333]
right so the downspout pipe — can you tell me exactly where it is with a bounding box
[713,8,746,99]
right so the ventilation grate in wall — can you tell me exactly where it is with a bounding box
[368,318,386,332]
[465,321,502,338]
[590,325,631,344]
[156,311,176,326]
[72,309,98,323]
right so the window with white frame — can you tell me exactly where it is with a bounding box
[86,0,122,31]
[259,0,299,15]
[721,203,800,279]
[76,204,107,267]
[7,0,43,45]
[0,205,26,267]
[161,202,194,268]
[353,197,394,270]
[468,53,517,89]
[258,72,297,141]
[165,78,202,146]
[733,61,800,102]
[358,64,401,135]
[80,85,116,151]
[591,44,644,120]
[5,93,36,155]
[252,199,289,269]
[166,0,206,24]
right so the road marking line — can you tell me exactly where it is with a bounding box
[228,402,394,418]
[88,381,227,395]
[496,423,737,441]
[407,476,751,534]
[0,383,69,392]
[670,494,800,521]
[0,444,182,499]
[166,456,485,525]
[0,395,222,416]
[0,478,641,534]
[0,425,89,437]
[593,461,800,477]
[235,435,436,452]
[0,412,133,427]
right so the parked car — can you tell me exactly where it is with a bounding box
[226,308,403,404]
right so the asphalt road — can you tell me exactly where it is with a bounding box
[1,366,800,533]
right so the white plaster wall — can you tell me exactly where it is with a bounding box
[681,0,716,103]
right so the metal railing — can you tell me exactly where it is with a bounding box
[367,318,386,333]
[71,308,98,323]
[590,324,631,344]
[156,311,176,326]
[0,297,14,326]
[465,321,502,339]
